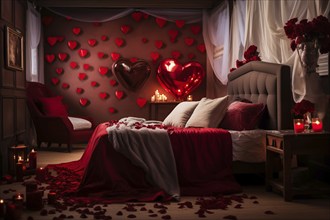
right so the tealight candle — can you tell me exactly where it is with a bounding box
[312,118,323,132]
[13,193,24,205]
[0,199,5,218]
[293,119,304,133]
[47,191,57,205]
[29,149,37,169]
[187,95,193,101]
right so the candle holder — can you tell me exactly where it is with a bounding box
[8,145,28,175]
[293,118,305,133]
[311,118,323,132]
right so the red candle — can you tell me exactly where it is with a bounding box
[5,202,22,220]
[15,162,23,182]
[312,118,323,132]
[36,167,46,182]
[25,180,38,194]
[0,199,5,218]
[293,119,304,133]
[13,193,24,205]
[29,149,37,169]
[47,191,57,205]
[26,190,43,211]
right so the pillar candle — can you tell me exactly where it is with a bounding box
[15,162,23,182]
[4,202,22,220]
[25,180,38,194]
[36,167,46,182]
[29,149,37,169]
[26,190,43,211]
[47,191,57,205]
[0,199,5,218]
[312,118,323,132]
[293,119,304,133]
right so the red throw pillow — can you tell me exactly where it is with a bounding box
[220,101,265,131]
[38,96,68,117]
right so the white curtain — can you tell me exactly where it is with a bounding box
[26,2,42,82]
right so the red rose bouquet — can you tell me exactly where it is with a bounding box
[284,15,330,54]
[291,99,315,119]
[230,45,261,72]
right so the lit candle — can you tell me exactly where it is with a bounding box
[47,191,57,205]
[187,95,193,101]
[29,149,37,169]
[293,119,304,133]
[13,193,24,205]
[151,95,155,102]
[0,199,5,218]
[312,118,323,132]
[26,190,43,211]
[36,167,46,182]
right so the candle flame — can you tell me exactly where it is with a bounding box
[0,199,3,203]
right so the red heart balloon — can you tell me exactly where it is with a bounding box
[67,40,78,50]
[72,27,81,35]
[136,98,147,108]
[47,37,57,46]
[45,54,55,63]
[79,98,89,106]
[98,66,109,75]
[157,59,205,99]
[115,90,124,100]
[88,39,97,47]
[115,38,125,47]
[112,58,151,91]
[111,52,121,61]
[78,49,88,58]
[56,68,64,75]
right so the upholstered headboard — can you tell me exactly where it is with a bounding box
[227,61,293,130]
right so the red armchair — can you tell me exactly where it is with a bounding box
[26,82,96,152]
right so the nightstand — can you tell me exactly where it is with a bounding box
[265,130,330,201]
[148,101,180,120]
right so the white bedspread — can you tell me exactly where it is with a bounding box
[106,117,180,200]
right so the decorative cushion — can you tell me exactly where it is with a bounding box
[163,101,199,127]
[38,96,68,117]
[68,117,92,130]
[220,101,265,131]
[185,96,229,128]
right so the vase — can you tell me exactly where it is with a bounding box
[298,40,319,75]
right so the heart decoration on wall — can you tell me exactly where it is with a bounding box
[51,77,59,85]
[91,81,99,87]
[47,37,58,46]
[111,52,121,61]
[83,64,90,70]
[130,57,138,63]
[42,16,53,26]
[76,88,84,94]
[78,73,87,81]
[115,38,125,47]
[78,49,89,58]
[70,61,78,69]
[154,40,164,49]
[57,36,64,42]
[197,44,206,53]
[109,79,117,86]
[157,58,205,99]
[97,52,106,59]
[79,98,89,107]
[115,90,124,100]
[120,25,131,34]
[150,52,160,62]
[171,51,181,59]
[155,17,167,28]
[72,27,81,35]
[188,53,196,60]
[99,92,109,100]
[88,39,97,47]
[131,12,143,22]
[184,37,195,46]
[108,107,116,114]
[175,20,185,28]
[98,66,109,76]
[45,54,55,63]
[101,35,108,41]
[58,53,68,61]
[67,40,78,50]
[168,29,179,42]
[61,83,70,89]
[56,68,64,75]
[190,25,201,35]
[112,58,151,91]
[136,98,147,108]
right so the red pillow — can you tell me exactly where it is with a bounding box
[220,101,265,131]
[38,96,68,117]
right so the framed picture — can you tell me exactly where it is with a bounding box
[5,26,24,71]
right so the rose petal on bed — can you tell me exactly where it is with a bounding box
[127,214,136,218]
[80,213,88,218]
[116,211,123,216]
[223,215,238,220]
[158,209,167,214]
[253,201,259,204]
[140,207,147,211]
[250,196,258,199]
[234,204,242,209]
[264,210,275,215]
[162,215,171,219]
[40,209,48,216]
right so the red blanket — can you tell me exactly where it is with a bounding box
[47,122,241,203]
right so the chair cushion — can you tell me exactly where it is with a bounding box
[68,117,92,130]
[38,96,68,117]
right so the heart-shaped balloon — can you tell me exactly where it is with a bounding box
[112,58,151,91]
[157,58,205,99]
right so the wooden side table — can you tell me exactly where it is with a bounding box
[148,101,180,120]
[265,130,330,201]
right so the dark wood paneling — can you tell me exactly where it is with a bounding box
[16,98,26,134]
[1,0,13,23]
[16,70,25,89]
[15,1,25,31]
[2,98,15,139]
[2,69,15,88]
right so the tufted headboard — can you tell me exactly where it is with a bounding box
[227,61,293,130]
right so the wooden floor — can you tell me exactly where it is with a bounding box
[1,145,330,220]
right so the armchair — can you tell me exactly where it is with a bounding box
[26,82,96,152]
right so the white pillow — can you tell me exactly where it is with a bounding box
[68,117,92,130]
[185,96,229,128]
[162,101,199,127]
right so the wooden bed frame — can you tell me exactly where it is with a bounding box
[226,61,293,173]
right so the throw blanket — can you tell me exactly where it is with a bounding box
[106,117,180,200]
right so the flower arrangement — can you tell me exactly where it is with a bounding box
[230,45,261,72]
[284,15,330,54]
[291,99,315,119]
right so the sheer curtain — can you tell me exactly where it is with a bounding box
[26,2,42,82]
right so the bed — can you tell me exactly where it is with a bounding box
[46,61,293,203]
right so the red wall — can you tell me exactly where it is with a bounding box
[43,10,206,124]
